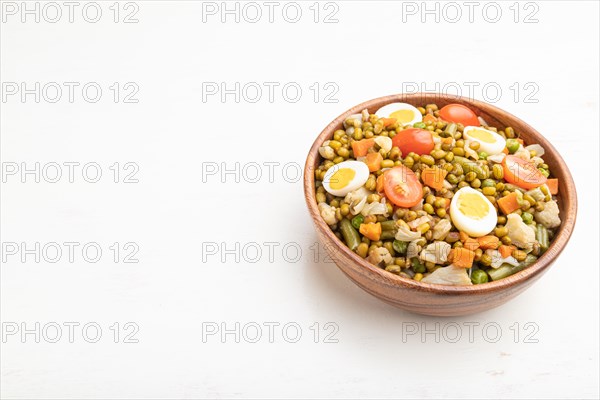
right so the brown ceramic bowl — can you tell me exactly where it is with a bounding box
[304,93,577,316]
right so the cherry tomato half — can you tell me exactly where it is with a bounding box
[439,104,480,127]
[502,155,547,189]
[383,165,423,208]
[391,128,434,156]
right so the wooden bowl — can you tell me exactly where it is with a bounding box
[304,93,577,316]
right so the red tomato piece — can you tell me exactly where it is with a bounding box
[439,104,480,127]
[383,166,423,208]
[391,128,434,156]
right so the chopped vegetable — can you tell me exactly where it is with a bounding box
[448,248,475,268]
[505,214,536,251]
[534,200,561,229]
[351,138,375,157]
[340,218,361,250]
[478,235,500,249]
[359,222,382,241]
[376,174,385,193]
[365,152,383,172]
[463,238,480,251]
[488,254,537,281]
[498,244,515,259]
[497,192,521,214]
[419,241,451,264]
[546,178,559,195]
[421,166,448,190]
[351,214,364,230]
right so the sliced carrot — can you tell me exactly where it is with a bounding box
[351,138,375,157]
[423,114,437,123]
[516,138,524,145]
[459,231,470,243]
[381,118,396,127]
[478,235,500,250]
[502,147,509,155]
[359,222,382,241]
[497,192,520,215]
[421,166,448,190]
[449,248,475,269]
[498,245,516,258]
[463,238,480,251]
[442,198,451,209]
[365,152,383,172]
[376,174,385,193]
[546,178,559,195]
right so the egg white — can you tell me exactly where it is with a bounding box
[450,187,497,237]
[463,126,506,155]
[375,103,422,126]
[322,161,370,197]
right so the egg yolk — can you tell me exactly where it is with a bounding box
[329,168,355,190]
[458,193,489,219]
[390,109,415,124]
[468,129,495,143]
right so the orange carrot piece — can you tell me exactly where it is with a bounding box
[497,192,520,215]
[351,139,375,157]
[423,114,437,123]
[381,118,396,127]
[459,231,470,243]
[463,238,480,251]
[498,245,516,258]
[359,223,382,241]
[365,152,383,172]
[546,178,559,195]
[516,138,524,145]
[502,147,509,155]
[449,248,475,268]
[478,235,500,250]
[376,174,385,193]
[421,166,448,190]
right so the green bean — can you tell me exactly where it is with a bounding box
[445,123,457,136]
[340,219,360,251]
[471,269,489,284]
[393,240,408,255]
[380,230,396,240]
[380,220,397,231]
[489,255,538,281]
[536,224,549,251]
[351,215,364,230]
[453,156,486,179]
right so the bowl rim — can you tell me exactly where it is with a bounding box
[304,93,577,295]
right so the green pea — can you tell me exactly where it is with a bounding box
[413,122,426,129]
[446,174,458,184]
[393,240,408,255]
[478,151,488,160]
[506,139,520,153]
[471,269,489,284]
[538,168,550,178]
[411,257,426,273]
[521,212,534,225]
[351,215,364,230]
